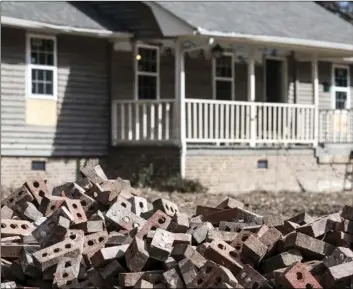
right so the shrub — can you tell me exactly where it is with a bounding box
[130,164,207,193]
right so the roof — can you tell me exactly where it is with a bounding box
[0,1,124,33]
[155,1,353,46]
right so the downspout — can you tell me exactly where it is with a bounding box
[107,41,113,150]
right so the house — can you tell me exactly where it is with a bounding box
[1,1,353,193]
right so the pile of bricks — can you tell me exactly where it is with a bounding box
[1,165,353,289]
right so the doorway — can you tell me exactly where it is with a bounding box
[265,59,286,103]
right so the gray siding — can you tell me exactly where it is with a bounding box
[1,27,109,157]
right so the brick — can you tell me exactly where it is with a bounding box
[118,271,164,287]
[2,186,34,209]
[125,237,149,272]
[287,212,314,225]
[163,268,185,289]
[1,219,34,237]
[204,239,243,276]
[168,212,189,233]
[323,261,353,287]
[263,215,284,228]
[206,230,239,243]
[152,198,179,217]
[196,205,222,216]
[337,218,353,234]
[1,244,40,259]
[14,201,43,222]
[115,195,132,211]
[129,196,149,216]
[323,246,353,268]
[187,222,214,244]
[98,259,125,281]
[136,210,171,240]
[1,205,14,219]
[178,258,198,287]
[236,264,271,289]
[53,257,81,288]
[219,221,256,233]
[216,197,244,209]
[105,202,147,231]
[242,234,268,264]
[24,177,48,205]
[106,231,133,246]
[341,205,353,221]
[62,198,87,225]
[261,249,303,273]
[90,244,129,268]
[82,231,109,265]
[38,195,66,216]
[277,262,322,289]
[259,227,282,254]
[149,228,175,262]
[283,232,335,259]
[324,231,353,248]
[133,279,154,289]
[296,213,341,238]
[171,244,206,269]
[80,164,107,184]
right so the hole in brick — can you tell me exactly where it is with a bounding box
[242,235,249,242]
[151,226,157,230]
[50,205,56,211]
[62,272,69,278]
[72,204,78,209]
[66,281,72,285]
[88,240,94,246]
[80,200,87,206]
[9,198,14,203]
[252,282,259,289]
[10,224,17,229]
[98,237,104,243]
[77,213,82,218]
[170,207,175,213]
[224,226,231,232]
[21,224,29,230]
[33,181,40,188]
[69,234,76,240]
[197,279,203,285]
[158,217,166,224]
[139,202,144,208]
[42,252,48,257]
[1,223,6,228]
[230,251,238,258]
[235,245,242,251]
[143,234,147,240]
[39,190,45,197]
[205,266,213,274]
[236,228,242,233]
[165,204,170,210]
[305,284,313,289]
[296,272,303,280]
[121,202,127,208]
[64,261,71,268]
[17,191,23,196]
[65,243,72,249]
[215,277,222,284]
[54,248,61,253]
[218,243,225,250]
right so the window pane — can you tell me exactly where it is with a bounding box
[138,75,157,99]
[335,91,347,110]
[31,69,54,96]
[216,55,232,78]
[137,47,157,73]
[30,38,54,66]
[216,80,232,100]
[334,68,348,87]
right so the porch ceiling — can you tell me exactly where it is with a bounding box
[153,1,353,56]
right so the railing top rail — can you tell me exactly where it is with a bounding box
[185,98,316,109]
[319,108,353,112]
[113,99,175,104]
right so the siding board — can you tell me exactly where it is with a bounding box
[1,27,109,156]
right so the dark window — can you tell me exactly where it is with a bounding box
[334,68,348,87]
[136,46,158,99]
[31,69,54,95]
[335,91,347,110]
[257,159,268,169]
[31,161,46,171]
[216,81,232,100]
[215,55,232,78]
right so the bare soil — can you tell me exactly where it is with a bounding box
[142,189,353,218]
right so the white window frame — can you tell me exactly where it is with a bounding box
[26,33,57,100]
[134,43,160,100]
[331,64,350,110]
[212,52,235,100]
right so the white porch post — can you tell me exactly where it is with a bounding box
[248,47,256,147]
[175,39,186,178]
[312,55,319,147]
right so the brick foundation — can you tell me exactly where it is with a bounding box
[186,149,352,193]
[1,157,100,190]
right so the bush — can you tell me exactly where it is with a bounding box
[130,164,207,193]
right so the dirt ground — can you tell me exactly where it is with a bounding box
[142,189,353,218]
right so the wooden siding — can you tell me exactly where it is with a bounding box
[1,27,109,156]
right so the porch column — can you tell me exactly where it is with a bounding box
[312,55,319,147]
[175,39,186,178]
[248,47,256,147]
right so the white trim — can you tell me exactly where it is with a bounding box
[134,43,160,100]
[331,64,351,109]
[196,27,353,54]
[212,52,235,100]
[26,33,57,100]
[2,16,132,39]
[263,56,288,103]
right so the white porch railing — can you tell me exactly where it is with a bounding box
[111,99,175,145]
[319,109,353,143]
[185,99,316,145]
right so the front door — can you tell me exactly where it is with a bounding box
[332,65,350,142]
[266,59,283,103]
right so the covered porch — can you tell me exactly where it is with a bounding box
[111,37,352,148]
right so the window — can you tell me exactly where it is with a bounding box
[31,160,46,171]
[213,54,234,100]
[27,34,57,99]
[135,45,159,100]
[332,65,350,110]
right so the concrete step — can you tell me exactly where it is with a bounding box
[316,144,353,164]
